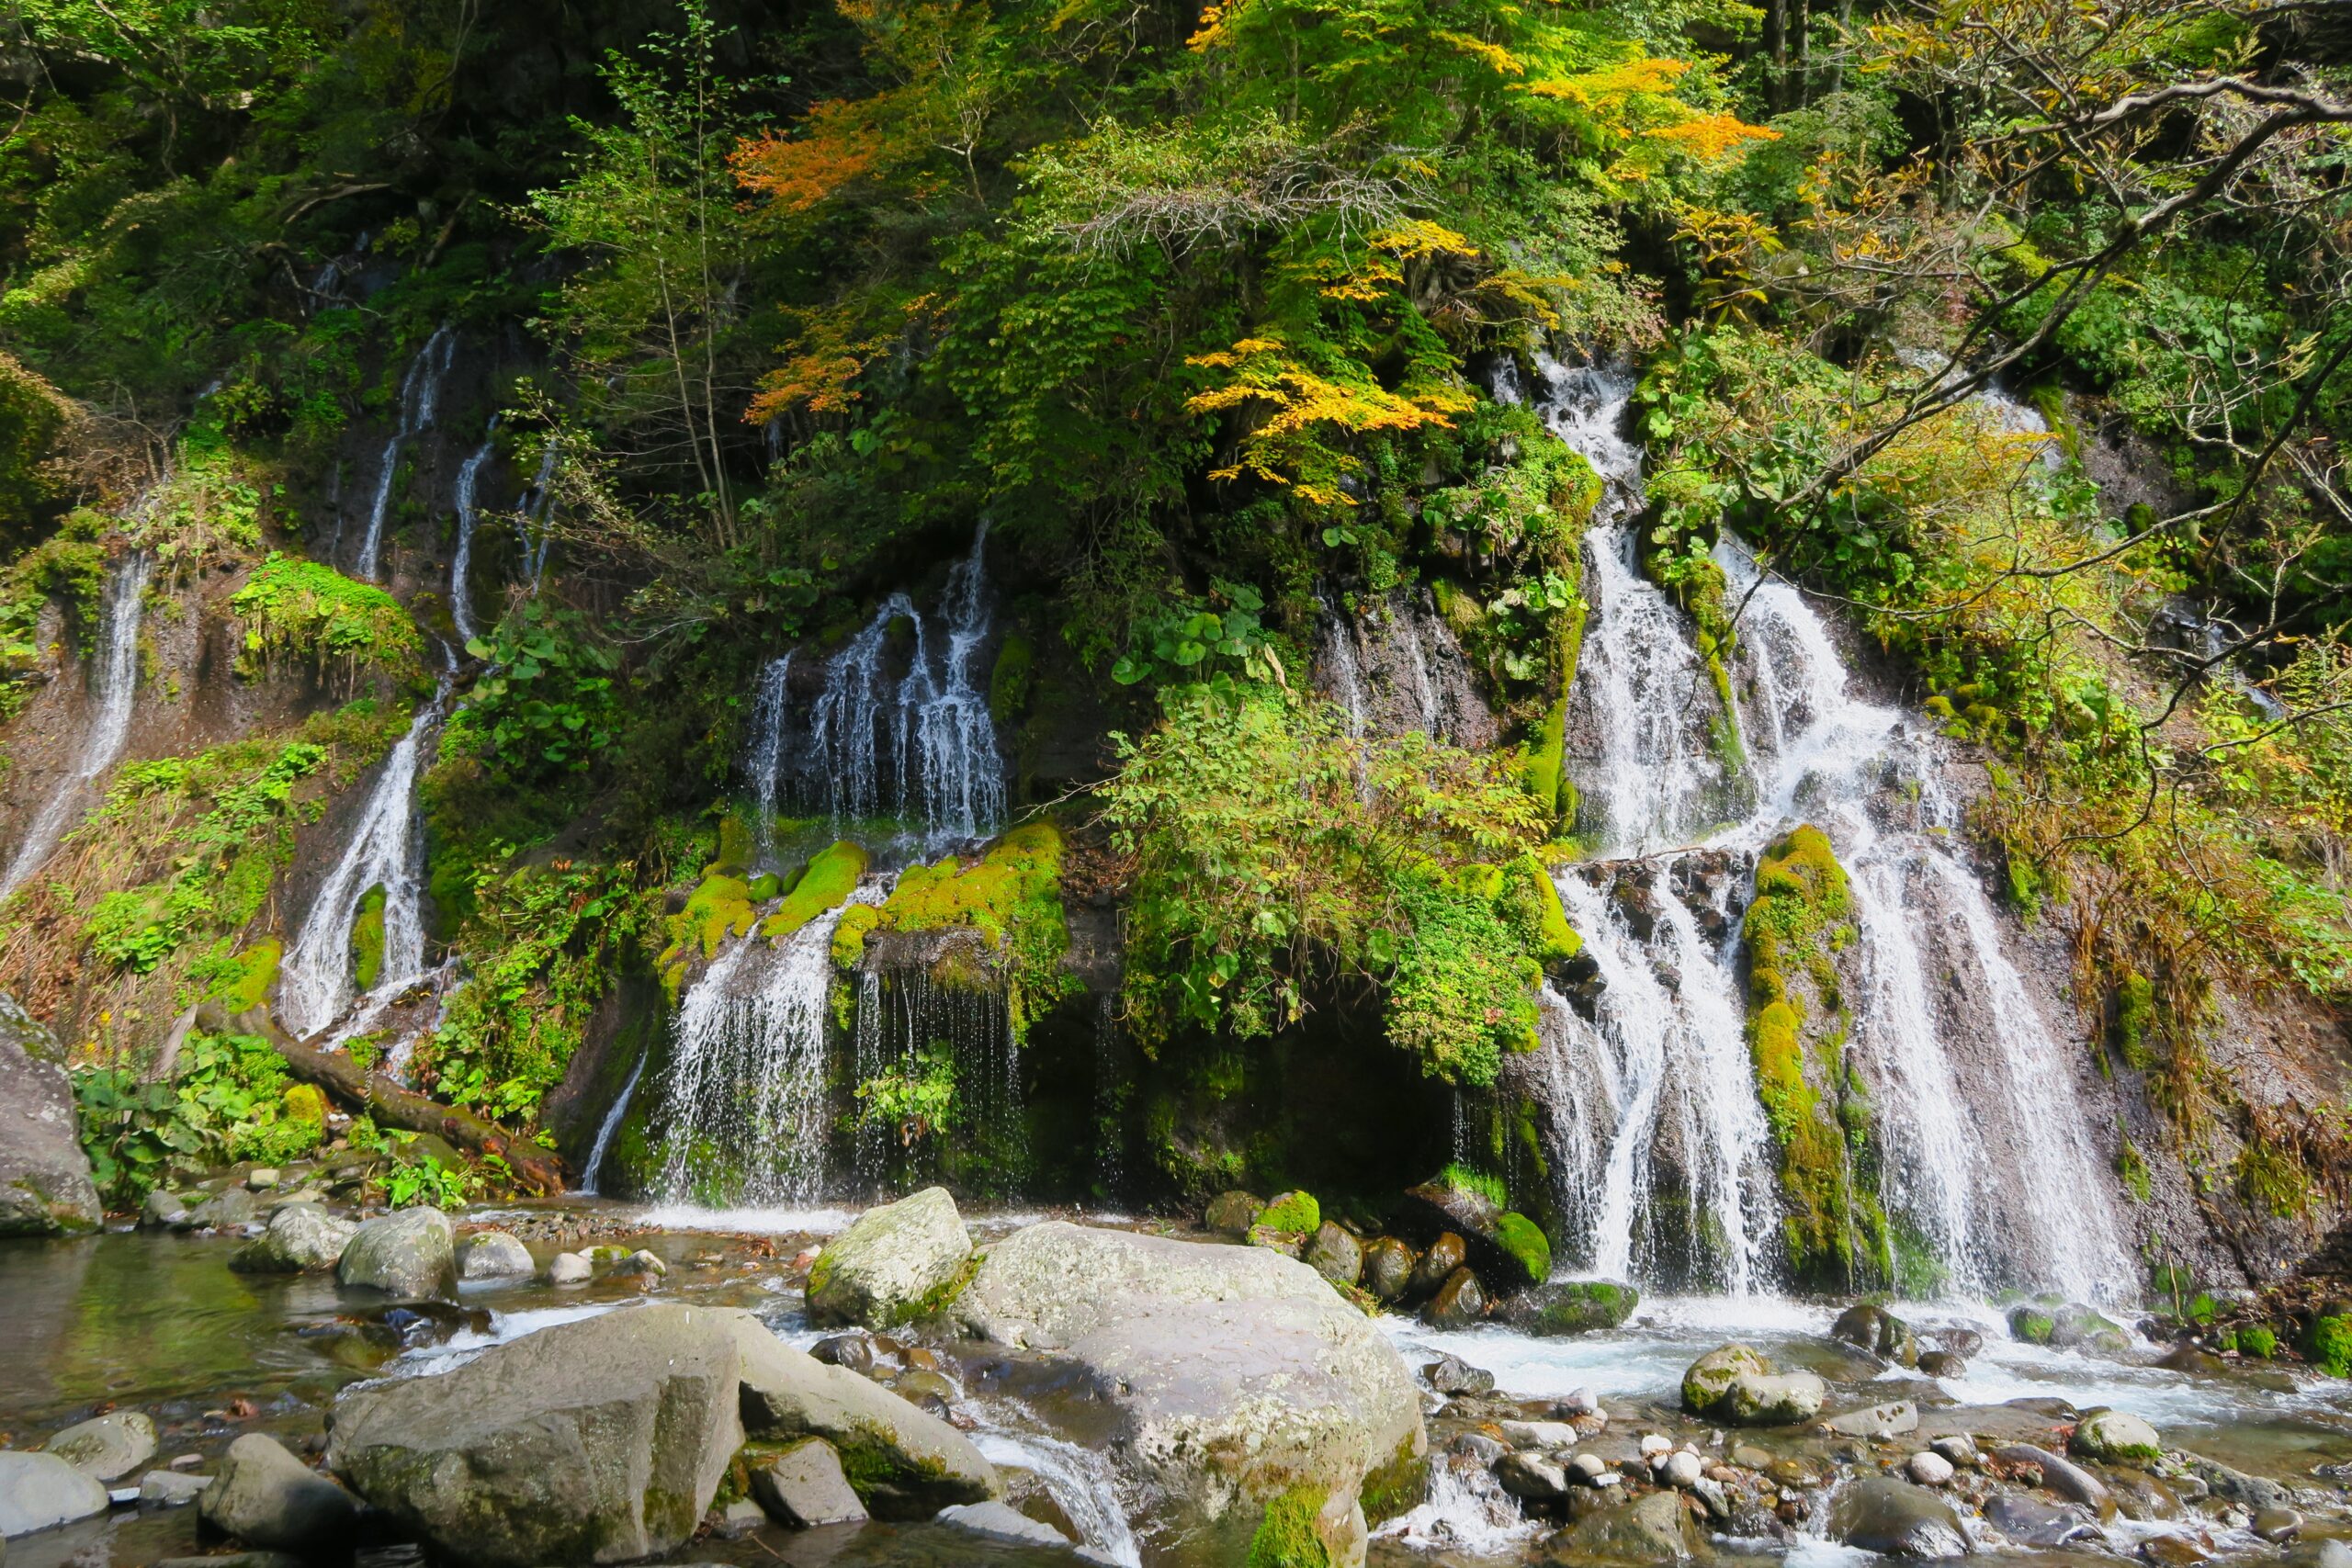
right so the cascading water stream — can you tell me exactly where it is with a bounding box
[651,888,883,1204]
[744,652,793,865]
[749,523,1005,852]
[356,324,457,581]
[449,423,496,645]
[277,676,451,1039]
[1521,355,2132,1300]
[0,554,152,901]
[579,1051,645,1198]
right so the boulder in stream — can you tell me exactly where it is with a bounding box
[1830,1303,1918,1366]
[1560,1488,1702,1561]
[0,993,101,1237]
[2071,1409,2162,1465]
[805,1186,972,1329]
[1205,1190,1262,1238]
[1498,1280,1638,1336]
[1680,1345,1825,1426]
[1360,1237,1416,1301]
[338,1208,455,1297]
[951,1221,1424,1561]
[458,1230,533,1280]
[0,1450,110,1537]
[232,1203,355,1274]
[1830,1477,1971,1557]
[326,1303,744,1567]
[198,1435,359,1553]
[44,1411,156,1482]
[747,1439,866,1528]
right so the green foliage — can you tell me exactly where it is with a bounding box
[855,1041,956,1152]
[1102,688,1544,1083]
[1248,1485,1337,1568]
[73,1031,322,1203]
[2237,1324,2277,1360]
[1438,1161,1507,1208]
[385,1155,476,1211]
[448,601,619,783]
[0,529,107,716]
[230,555,423,689]
[1110,580,1282,694]
[2307,1314,2352,1379]
[416,852,652,1127]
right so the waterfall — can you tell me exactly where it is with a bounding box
[744,652,793,865]
[0,554,152,901]
[1524,355,2132,1300]
[970,1424,1142,1567]
[766,522,1005,848]
[650,889,880,1205]
[515,442,558,588]
[580,1050,645,1198]
[850,959,1024,1194]
[277,678,449,1039]
[449,423,496,645]
[1311,588,1492,748]
[355,323,457,581]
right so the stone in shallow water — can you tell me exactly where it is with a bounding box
[232,1203,355,1275]
[2072,1408,2162,1465]
[1819,1400,1918,1439]
[749,1439,865,1528]
[935,1500,1073,1550]
[547,1250,591,1283]
[1499,1280,1640,1336]
[199,1435,358,1553]
[1994,1443,2111,1515]
[1908,1452,1955,1488]
[0,1451,110,1537]
[1420,1352,1492,1396]
[1421,1267,1486,1327]
[1987,1492,2102,1546]
[806,1186,972,1329]
[1830,1476,1971,1557]
[338,1208,455,1298]
[458,1230,533,1280]
[45,1411,157,1482]
[138,1470,209,1507]
[1562,1488,1700,1561]
[1497,1451,1568,1501]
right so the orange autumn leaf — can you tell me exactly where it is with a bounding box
[1646,111,1782,162]
[732,99,893,214]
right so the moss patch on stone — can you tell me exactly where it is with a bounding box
[872,821,1071,1037]
[1743,825,1888,1291]
[350,884,387,992]
[1255,1190,1320,1234]
[208,936,281,1012]
[2307,1314,2352,1377]
[761,839,869,942]
[831,903,880,971]
[1493,1211,1552,1284]
[1247,1485,1336,1568]
[989,633,1035,725]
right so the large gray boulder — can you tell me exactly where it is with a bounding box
[711,1310,996,1516]
[1681,1344,1825,1425]
[457,1231,533,1281]
[198,1435,358,1553]
[950,1222,1424,1560]
[232,1204,356,1275]
[0,1450,109,1536]
[44,1411,156,1481]
[805,1187,971,1328]
[326,1303,744,1567]
[0,994,101,1236]
[338,1208,455,1297]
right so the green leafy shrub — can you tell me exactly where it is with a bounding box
[230,554,423,689]
[74,1032,325,1203]
[447,600,618,782]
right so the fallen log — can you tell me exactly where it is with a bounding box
[196,1001,568,1195]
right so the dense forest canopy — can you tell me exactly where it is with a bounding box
[3,0,2351,1222]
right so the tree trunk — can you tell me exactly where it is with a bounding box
[198,1002,570,1194]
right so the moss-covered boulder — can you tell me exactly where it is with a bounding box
[2009,1302,2129,1353]
[2071,1409,2162,1465]
[326,1304,744,1568]
[1499,1280,1638,1336]
[865,822,1070,1033]
[1257,1190,1320,1235]
[1831,1303,1918,1367]
[1396,1171,1550,1293]
[1682,1343,1826,1425]
[807,1186,974,1329]
[761,839,869,942]
[2304,1314,2351,1378]
[1207,1190,1265,1239]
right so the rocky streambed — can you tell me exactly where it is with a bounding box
[0,1189,2347,1568]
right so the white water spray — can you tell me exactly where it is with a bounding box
[356,324,458,581]
[449,423,496,645]
[0,555,152,900]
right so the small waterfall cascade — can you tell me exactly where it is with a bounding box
[850,957,1026,1194]
[743,652,793,867]
[746,523,1006,852]
[449,422,497,645]
[1522,357,2132,1300]
[1312,587,1495,749]
[0,554,152,901]
[356,324,458,581]
[970,1424,1142,1567]
[650,887,883,1205]
[277,676,450,1039]
[580,1050,646,1198]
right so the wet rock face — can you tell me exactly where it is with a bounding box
[1831,1477,1971,1557]
[0,992,101,1237]
[338,1209,455,1297]
[200,1435,360,1554]
[326,1304,746,1568]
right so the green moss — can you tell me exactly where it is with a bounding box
[873,821,1071,1038]
[707,813,755,877]
[282,1082,329,1126]
[208,937,281,1013]
[1438,1161,1506,1208]
[1494,1211,1551,1282]
[1501,852,1580,966]
[2008,1305,2057,1345]
[659,872,759,995]
[351,884,387,992]
[2238,1324,2278,1359]
[2116,1129,2153,1202]
[1247,1485,1335,1568]
[2111,971,2155,1070]
[2306,1314,2352,1377]
[831,903,881,970]
[1255,1190,1319,1234]
[229,553,424,688]
[989,633,1035,724]
[761,839,870,940]
[1526,1280,1638,1333]
[1521,694,1568,826]
[1743,825,1883,1289]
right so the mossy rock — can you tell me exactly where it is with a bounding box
[2306,1314,2352,1378]
[871,822,1070,1035]
[1521,695,1568,826]
[1681,1343,1770,1412]
[283,1083,330,1127]
[707,813,755,877]
[2007,1305,2057,1345]
[988,633,1035,725]
[762,840,869,942]
[2071,1408,2162,1466]
[209,938,282,1013]
[1255,1190,1320,1235]
[351,884,387,992]
[1502,1279,1637,1336]
[2237,1324,2278,1359]
[1246,1484,1340,1568]
[831,903,880,971]
[748,872,782,901]
[1490,1212,1551,1290]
